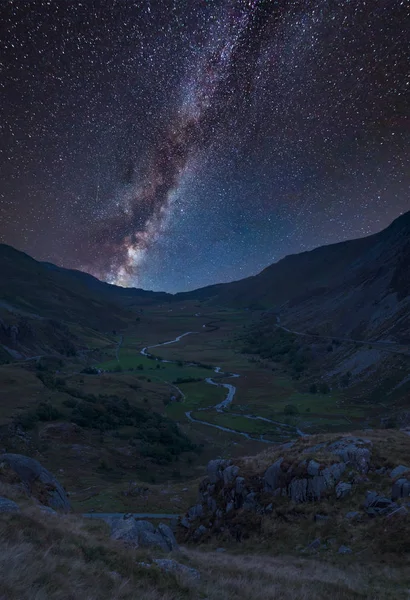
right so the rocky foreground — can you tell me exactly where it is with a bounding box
[181,431,410,555]
[0,430,409,599]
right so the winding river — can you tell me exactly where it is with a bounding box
[140,329,304,443]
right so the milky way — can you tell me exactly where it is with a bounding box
[1,0,409,291]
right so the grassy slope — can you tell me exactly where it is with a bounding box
[0,483,407,600]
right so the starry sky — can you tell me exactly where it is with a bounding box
[1,0,409,292]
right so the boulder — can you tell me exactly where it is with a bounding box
[157,523,178,551]
[327,438,371,473]
[289,478,308,503]
[207,459,231,484]
[0,453,70,512]
[223,465,239,485]
[194,524,208,539]
[263,458,284,492]
[187,503,203,521]
[307,460,320,477]
[391,478,410,501]
[364,491,397,516]
[336,482,352,499]
[322,462,346,486]
[307,475,328,500]
[390,465,409,479]
[111,518,178,551]
[0,497,19,513]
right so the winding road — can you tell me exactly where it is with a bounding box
[140,327,304,443]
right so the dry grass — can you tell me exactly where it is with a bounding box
[186,548,409,600]
[0,496,408,600]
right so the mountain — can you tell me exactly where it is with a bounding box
[0,244,169,359]
[182,211,410,344]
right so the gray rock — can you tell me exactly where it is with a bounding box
[187,503,203,521]
[336,482,352,499]
[306,538,321,551]
[235,476,247,499]
[345,511,361,521]
[289,478,308,503]
[207,459,231,484]
[153,559,200,580]
[314,514,330,522]
[207,496,217,514]
[0,497,19,513]
[194,524,208,538]
[243,491,258,511]
[338,545,352,554]
[391,478,410,500]
[216,547,226,553]
[263,458,284,492]
[265,503,273,513]
[111,519,178,552]
[322,463,346,487]
[157,523,178,551]
[386,505,408,519]
[307,460,320,477]
[307,475,328,500]
[226,501,234,513]
[327,438,371,473]
[390,465,409,479]
[0,453,71,512]
[223,465,239,485]
[364,491,397,516]
[180,516,190,529]
[138,529,169,552]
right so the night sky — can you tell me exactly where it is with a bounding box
[1,1,409,292]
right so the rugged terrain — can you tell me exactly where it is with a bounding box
[0,214,409,597]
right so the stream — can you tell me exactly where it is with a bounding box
[140,330,305,443]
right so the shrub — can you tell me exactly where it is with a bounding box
[284,404,299,416]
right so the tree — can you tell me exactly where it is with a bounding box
[284,404,299,416]
[309,383,317,394]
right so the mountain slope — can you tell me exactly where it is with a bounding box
[183,211,410,344]
[0,244,169,359]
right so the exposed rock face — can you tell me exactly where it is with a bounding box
[111,518,178,552]
[0,453,70,512]
[391,477,410,501]
[207,459,232,484]
[364,491,397,516]
[182,437,375,535]
[336,482,352,499]
[326,438,372,473]
[0,497,20,513]
[390,465,409,479]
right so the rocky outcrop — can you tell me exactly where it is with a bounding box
[0,453,71,512]
[182,437,375,535]
[0,497,20,513]
[391,477,410,501]
[111,517,178,552]
[363,491,397,516]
